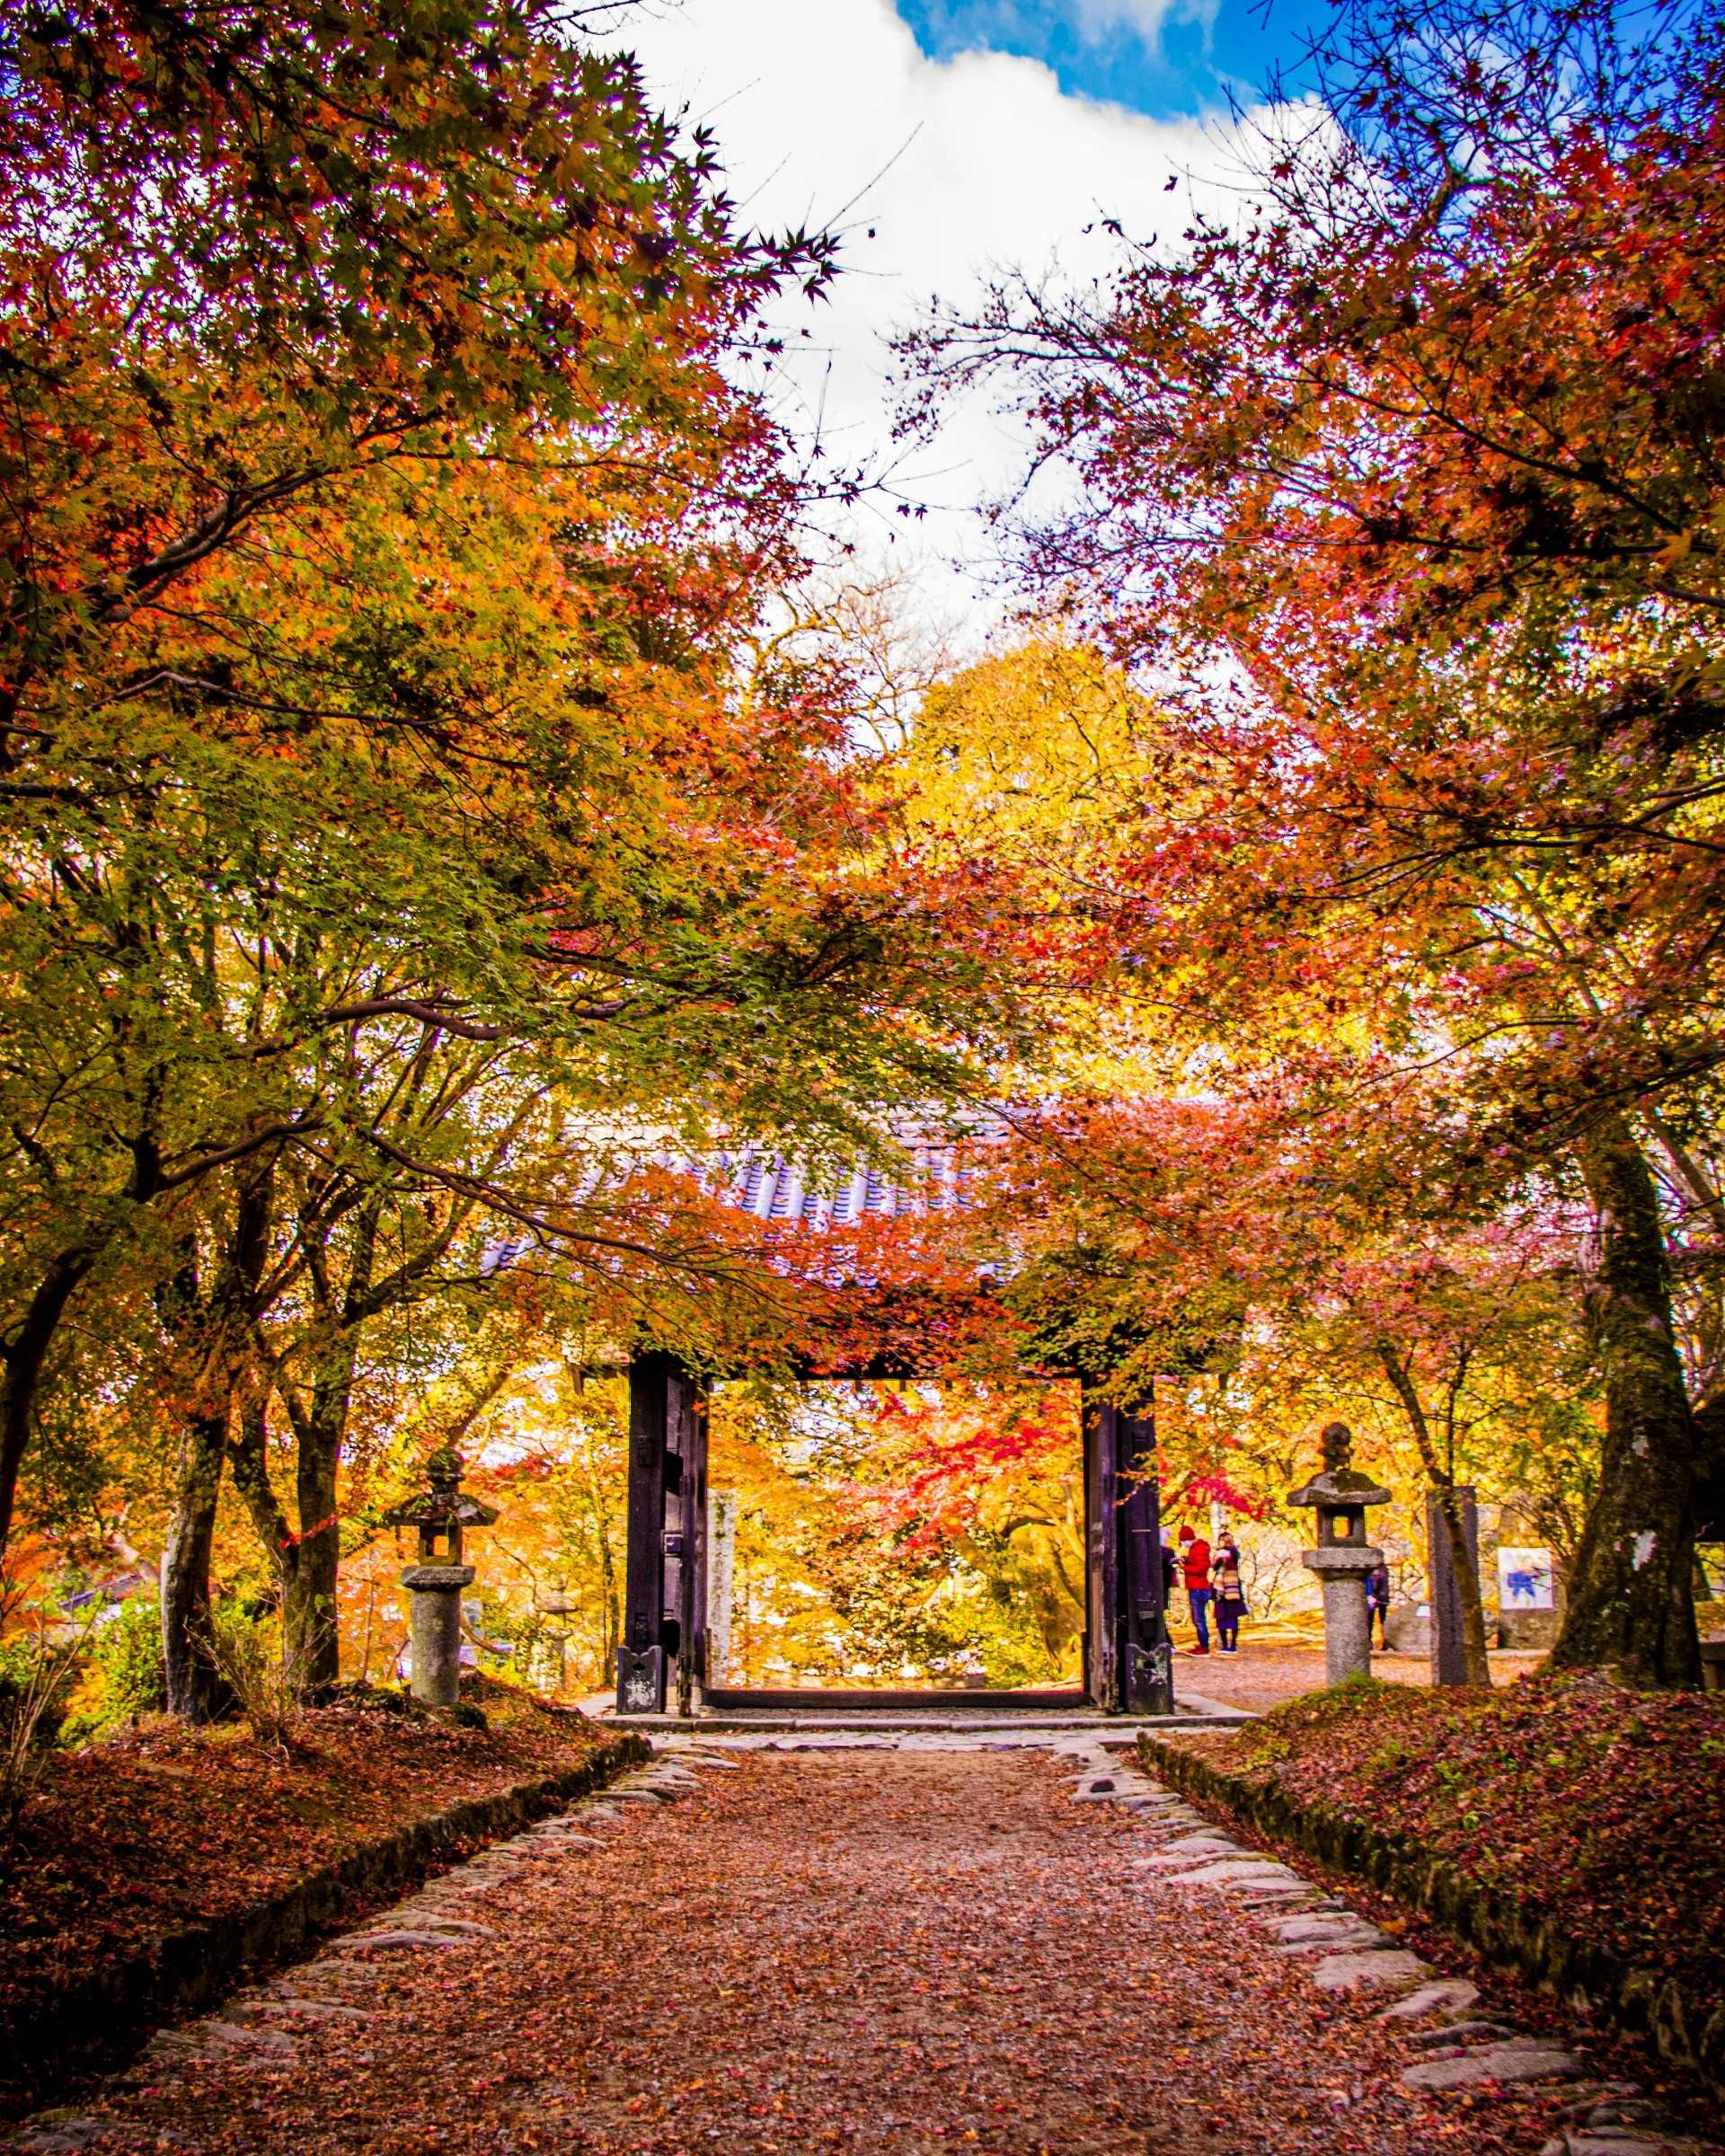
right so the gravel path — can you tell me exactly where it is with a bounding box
[13,1743,1688,2156]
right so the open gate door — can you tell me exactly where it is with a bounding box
[616,1353,707,1715]
[1084,1395,1173,1715]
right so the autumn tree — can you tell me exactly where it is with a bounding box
[0,0,816,1547]
[0,4,1049,1719]
[868,637,1612,1679]
[905,0,1725,1684]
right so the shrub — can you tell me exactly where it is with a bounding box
[1,1617,87,1843]
[205,1601,302,1748]
[56,1594,166,1746]
[89,1596,165,1725]
[0,1632,69,1749]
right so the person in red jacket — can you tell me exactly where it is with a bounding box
[1178,1524,1213,1654]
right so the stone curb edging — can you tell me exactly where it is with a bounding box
[1138,1732,1724,2100]
[2,1730,650,2116]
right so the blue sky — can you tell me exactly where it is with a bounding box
[895,0,1331,118]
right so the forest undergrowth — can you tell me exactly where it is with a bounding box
[1168,1673,1725,2007]
[0,1679,606,2112]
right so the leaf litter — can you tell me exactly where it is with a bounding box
[43,1746,1632,2156]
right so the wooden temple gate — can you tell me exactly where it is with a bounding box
[614,1352,1174,1719]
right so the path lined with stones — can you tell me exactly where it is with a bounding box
[13,1736,1716,2156]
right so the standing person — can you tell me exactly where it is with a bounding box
[1160,1533,1179,1613]
[1212,1531,1249,1654]
[1366,1560,1393,1650]
[1178,1524,1212,1655]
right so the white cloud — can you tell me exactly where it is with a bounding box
[624,0,1260,630]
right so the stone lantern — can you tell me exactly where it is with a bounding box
[1289,1421,1392,1684]
[382,1445,498,1708]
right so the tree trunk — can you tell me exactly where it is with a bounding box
[155,1161,279,1717]
[160,1408,230,1722]
[1429,1483,1491,1688]
[1553,1118,1702,1686]
[1376,1341,1491,1685]
[283,1346,356,1692]
[224,1162,297,1659]
[0,1128,174,1556]
[230,1392,298,1607]
[283,1446,341,1690]
[0,1246,96,1557]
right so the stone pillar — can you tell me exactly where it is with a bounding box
[707,1489,737,1684]
[402,1561,472,1707]
[1319,1569,1374,1685]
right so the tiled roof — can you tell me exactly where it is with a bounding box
[690,1138,975,1228]
[682,1106,1014,1231]
[476,1113,1012,1277]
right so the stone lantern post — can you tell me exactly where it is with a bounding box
[382,1445,498,1708]
[1289,1422,1392,1685]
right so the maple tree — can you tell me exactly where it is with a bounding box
[864,634,1625,1676]
[0,3,1045,1714]
[12,0,1717,1722]
[0,0,796,1547]
[904,0,1725,1684]
[1238,1214,1596,1686]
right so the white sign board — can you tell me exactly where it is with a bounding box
[1498,1546,1555,1611]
